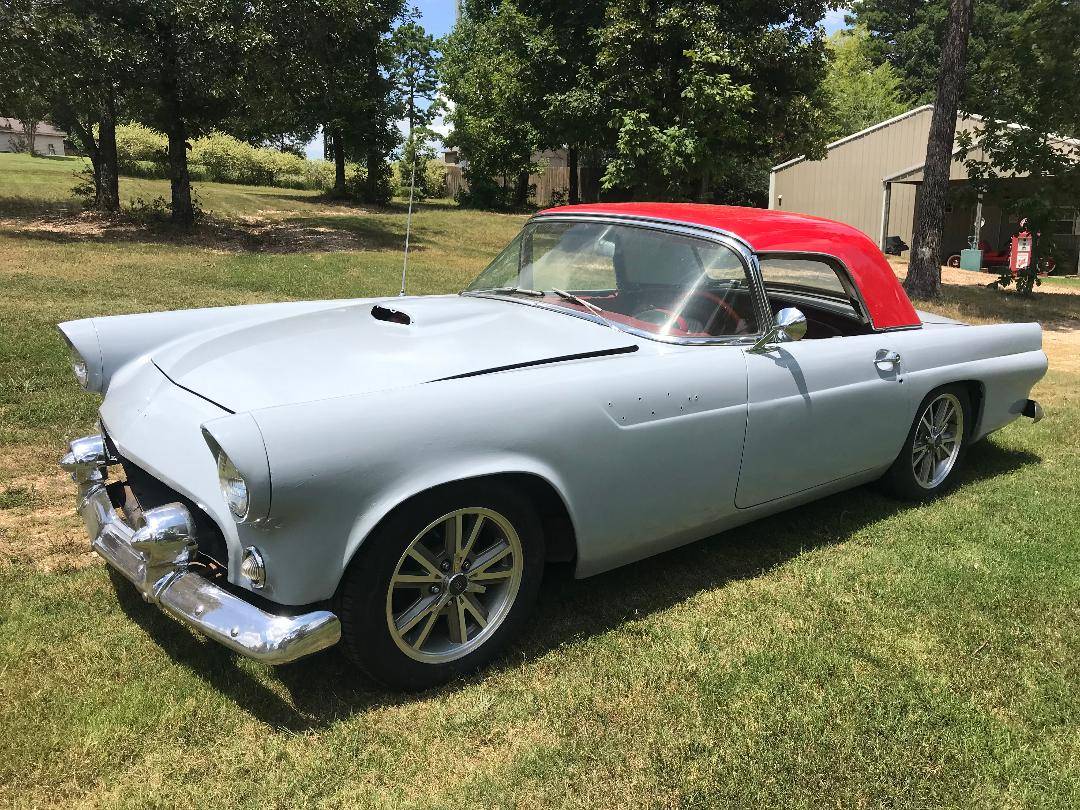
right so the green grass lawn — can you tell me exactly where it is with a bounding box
[1,153,1078,808]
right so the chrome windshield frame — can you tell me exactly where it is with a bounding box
[460,213,773,348]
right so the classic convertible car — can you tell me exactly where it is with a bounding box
[58,204,1047,689]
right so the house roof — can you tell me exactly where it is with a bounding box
[536,203,921,330]
[0,117,67,138]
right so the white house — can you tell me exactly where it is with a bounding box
[0,118,67,156]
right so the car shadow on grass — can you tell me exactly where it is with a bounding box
[107,438,1038,731]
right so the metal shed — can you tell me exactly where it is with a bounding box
[768,106,986,250]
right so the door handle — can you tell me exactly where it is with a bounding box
[875,349,902,371]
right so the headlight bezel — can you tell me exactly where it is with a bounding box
[58,327,97,391]
[201,415,271,525]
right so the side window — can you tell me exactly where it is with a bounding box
[758,255,864,320]
[759,257,847,296]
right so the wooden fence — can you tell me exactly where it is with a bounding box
[445,164,602,207]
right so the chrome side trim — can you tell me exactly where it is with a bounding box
[65,435,340,665]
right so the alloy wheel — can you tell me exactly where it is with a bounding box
[385,507,524,663]
[911,392,964,489]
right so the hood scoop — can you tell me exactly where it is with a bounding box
[371,304,411,325]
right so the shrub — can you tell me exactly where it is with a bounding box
[425,158,448,198]
[113,125,334,191]
[190,133,273,186]
[115,124,167,174]
[391,157,450,200]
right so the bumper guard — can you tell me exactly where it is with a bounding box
[61,435,340,665]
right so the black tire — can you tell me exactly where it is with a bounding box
[879,384,972,501]
[334,480,545,690]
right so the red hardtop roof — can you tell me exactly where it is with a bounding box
[537,203,921,329]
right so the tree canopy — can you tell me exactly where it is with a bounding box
[820,27,908,142]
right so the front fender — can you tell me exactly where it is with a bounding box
[245,389,581,605]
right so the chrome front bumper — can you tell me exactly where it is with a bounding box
[61,434,340,665]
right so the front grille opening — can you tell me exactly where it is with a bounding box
[114,454,230,569]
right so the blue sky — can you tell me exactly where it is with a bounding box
[305,2,851,158]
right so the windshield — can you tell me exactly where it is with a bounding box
[465,220,759,339]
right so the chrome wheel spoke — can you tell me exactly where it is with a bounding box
[447,597,469,644]
[395,593,443,636]
[443,513,464,559]
[462,593,488,628]
[458,514,485,565]
[407,545,442,578]
[392,571,442,588]
[470,540,512,577]
[413,608,440,649]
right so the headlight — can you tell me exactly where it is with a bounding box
[68,344,89,389]
[216,451,249,519]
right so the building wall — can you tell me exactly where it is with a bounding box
[769,108,989,249]
[770,107,934,246]
[0,131,66,156]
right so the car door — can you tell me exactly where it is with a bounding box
[735,255,914,508]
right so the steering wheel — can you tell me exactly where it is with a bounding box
[686,289,744,335]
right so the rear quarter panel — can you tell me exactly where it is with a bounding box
[887,321,1047,439]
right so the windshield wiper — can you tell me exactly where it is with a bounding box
[467,286,544,297]
[550,288,617,330]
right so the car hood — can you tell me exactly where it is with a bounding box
[152,295,638,412]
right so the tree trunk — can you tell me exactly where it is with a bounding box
[696,166,711,202]
[19,118,38,155]
[66,116,102,203]
[904,0,975,300]
[332,127,347,196]
[366,148,383,203]
[515,170,529,209]
[568,146,579,205]
[166,119,194,228]
[97,92,120,212]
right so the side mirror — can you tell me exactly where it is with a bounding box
[749,307,807,354]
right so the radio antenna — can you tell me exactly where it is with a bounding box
[398,148,418,297]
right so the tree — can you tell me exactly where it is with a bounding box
[517,0,608,204]
[83,0,268,227]
[903,0,975,300]
[0,1,53,156]
[958,0,1080,294]
[820,27,908,141]
[280,0,404,199]
[0,1,128,210]
[392,18,440,141]
[594,0,831,203]
[441,2,557,209]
